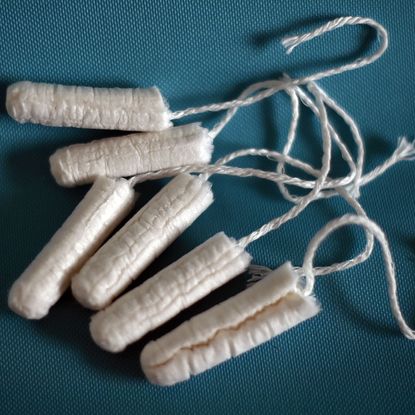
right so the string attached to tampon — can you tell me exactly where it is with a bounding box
[8,15,414,391]
[71,70,406,314]
[87,79,412,354]
[6,17,387,133]
[139,200,413,386]
[10,72,374,319]
[137,89,414,387]
[69,14,391,312]
[7,17,388,190]
[299,214,415,340]
[169,16,388,121]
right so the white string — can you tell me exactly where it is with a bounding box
[275,83,302,202]
[208,79,286,140]
[169,16,388,125]
[275,80,359,203]
[281,16,388,77]
[246,187,374,286]
[128,156,335,188]
[238,82,332,247]
[128,137,414,194]
[305,187,374,277]
[305,82,364,198]
[358,137,415,187]
[147,16,413,343]
[129,162,340,189]
[300,214,415,341]
[127,85,413,282]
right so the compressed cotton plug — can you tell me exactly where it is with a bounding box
[8,177,136,319]
[6,81,171,131]
[89,232,252,353]
[140,262,320,386]
[49,123,213,187]
[72,173,214,310]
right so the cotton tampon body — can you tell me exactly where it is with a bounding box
[6,81,171,131]
[8,177,136,319]
[71,173,214,310]
[140,262,320,386]
[88,69,330,353]
[90,232,252,352]
[49,123,213,187]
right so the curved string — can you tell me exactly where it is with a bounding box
[359,137,415,187]
[275,79,359,202]
[303,82,364,198]
[169,16,388,124]
[300,214,415,341]
[276,85,302,202]
[301,187,374,278]
[128,138,414,195]
[245,187,375,285]
[238,82,332,247]
[281,16,388,83]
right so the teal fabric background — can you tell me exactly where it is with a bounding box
[1,1,414,413]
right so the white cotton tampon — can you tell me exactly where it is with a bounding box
[6,81,172,131]
[89,232,252,353]
[49,123,213,187]
[71,173,214,310]
[140,262,320,386]
[8,177,136,320]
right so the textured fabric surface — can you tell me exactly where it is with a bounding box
[8,176,135,319]
[49,123,212,187]
[89,232,251,353]
[71,173,214,311]
[0,1,414,414]
[6,81,172,131]
[140,262,320,386]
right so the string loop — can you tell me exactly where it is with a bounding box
[169,16,388,126]
[301,214,415,340]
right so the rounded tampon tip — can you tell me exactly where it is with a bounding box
[49,150,74,188]
[8,281,48,320]
[71,277,108,311]
[89,312,125,353]
[5,81,32,122]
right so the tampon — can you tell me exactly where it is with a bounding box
[140,262,320,386]
[8,177,136,319]
[90,232,252,352]
[6,81,171,131]
[49,123,213,187]
[72,173,214,310]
